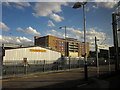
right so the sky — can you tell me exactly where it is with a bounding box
[0,0,120,51]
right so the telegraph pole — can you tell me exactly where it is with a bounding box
[112,13,119,71]
[95,37,98,67]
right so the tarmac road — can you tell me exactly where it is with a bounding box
[1,65,115,89]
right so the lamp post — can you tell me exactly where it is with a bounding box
[59,26,67,56]
[73,2,88,80]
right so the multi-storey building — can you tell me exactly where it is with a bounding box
[34,35,89,57]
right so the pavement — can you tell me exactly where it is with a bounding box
[78,71,120,88]
[1,65,119,89]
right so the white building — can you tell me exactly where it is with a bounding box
[3,46,61,64]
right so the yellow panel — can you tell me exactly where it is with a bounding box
[29,49,46,52]
[69,52,78,57]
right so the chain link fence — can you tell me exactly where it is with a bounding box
[2,57,115,76]
[2,57,84,76]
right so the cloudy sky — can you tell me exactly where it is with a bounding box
[1,0,120,50]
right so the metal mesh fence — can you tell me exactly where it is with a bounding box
[2,58,115,76]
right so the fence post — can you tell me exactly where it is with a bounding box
[69,57,71,69]
[15,62,17,75]
[13,63,16,75]
[78,59,80,68]
[63,57,66,70]
[108,50,111,74]
[24,66,27,74]
[57,62,59,70]
[43,60,45,72]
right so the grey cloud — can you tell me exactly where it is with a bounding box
[0,35,33,45]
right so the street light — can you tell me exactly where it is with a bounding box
[73,2,88,80]
[59,26,67,56]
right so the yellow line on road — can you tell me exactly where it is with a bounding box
[0,72,66,82]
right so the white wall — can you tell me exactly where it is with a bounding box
[3,46,61,63]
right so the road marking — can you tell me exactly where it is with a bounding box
[0,72,66,82]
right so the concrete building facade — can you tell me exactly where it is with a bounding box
[34,35,89,57]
